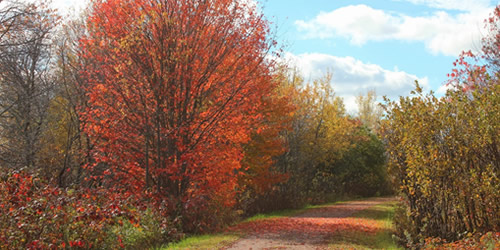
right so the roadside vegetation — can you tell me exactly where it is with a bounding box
[381,6,500,249]
[329,202,400,249]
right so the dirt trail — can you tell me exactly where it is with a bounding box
[224,197,396,250]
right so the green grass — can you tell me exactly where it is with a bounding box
[329,201,402,249]
[160,233,240,250]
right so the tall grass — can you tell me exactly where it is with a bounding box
[329,201,401,249]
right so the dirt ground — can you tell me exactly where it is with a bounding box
[223,197,396,250]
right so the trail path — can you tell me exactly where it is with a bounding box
[224,197,396,250]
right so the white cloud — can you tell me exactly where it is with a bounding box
[402,0,491,11]
[295,4,493,56]
[50,0,88,15]
[10,0,88,16]
[436,82,461,94]
[295,5,400,45]
[284,52,429,114]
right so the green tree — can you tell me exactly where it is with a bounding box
[334,125,389,197]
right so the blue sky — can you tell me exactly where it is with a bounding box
[50,0,499,113]
[257,0,499,112]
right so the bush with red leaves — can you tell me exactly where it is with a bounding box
[0,170,179,249]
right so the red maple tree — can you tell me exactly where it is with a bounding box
[80,0,282,207]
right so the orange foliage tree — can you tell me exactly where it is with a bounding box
[237,70,295,213]
[80,0,280,211]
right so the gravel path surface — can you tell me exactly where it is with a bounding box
[224,197,396,250]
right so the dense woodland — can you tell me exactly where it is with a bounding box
[0,0,497,248]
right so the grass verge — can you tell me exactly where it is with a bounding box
[161,233,240,250]
[329,201,402,249]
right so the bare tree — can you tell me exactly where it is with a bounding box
[47,14,93,187]
[0,1,59,170]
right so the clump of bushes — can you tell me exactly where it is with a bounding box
[382,82,499,248]
[382,6,500,248]
[0,170,181,249]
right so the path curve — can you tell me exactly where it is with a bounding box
[224,197,396,250]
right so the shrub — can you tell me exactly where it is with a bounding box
[0,170,179,249]
[382,82,499,248]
